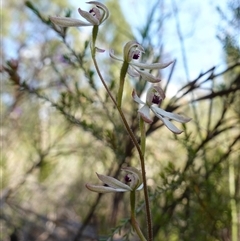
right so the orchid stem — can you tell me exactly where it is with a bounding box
[117,61,129,108]
[91,26,98,57]
[139,117,152,240]
[130,191,147,241]
[139,117,146,155]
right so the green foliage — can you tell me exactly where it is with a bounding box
[38,159,56,182]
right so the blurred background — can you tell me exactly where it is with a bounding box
[1,0,240,240]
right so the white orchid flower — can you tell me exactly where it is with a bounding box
[132,86,191,134]
[110,41,173,83]
[50,1,109,27]
[86,167,143,193]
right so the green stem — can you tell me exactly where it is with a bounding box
[117,61,129,108]
[139,117,146,155]
[91,25,99,57]
[139,117,152,240]
[130,191,147,241]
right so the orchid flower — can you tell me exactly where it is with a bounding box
[50,1,109,28]
[132,86,191,134]
[86,167,143,193]
[110,41,173,83]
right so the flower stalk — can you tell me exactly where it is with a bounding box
[117,61,129,108]
[91,25,99,56]
[139,117,153,241]
[140,117,146,155]
[130,191,147,241]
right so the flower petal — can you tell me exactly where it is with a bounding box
[136,183,144,190]
[132,90,145,105]
[152,112,183,134]
[122,167,142,189]
[123,41,144,62]
[122,167,142,178]
[97,173,132,191]
[86,184,128,193]
[138,105,153,124]
[49,16,92,27]
[151,105,191,123]
[109,50,123,62]
[87,1,109,23]
[78,8,99,25]
[161,117,183,134]
[146,85,165,105]
[95,47,105,53]
[132,67,161,83]
[127,66,140,77]
[131,60,173,69]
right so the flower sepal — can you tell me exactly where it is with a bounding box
[50,1,109,28]
[50,16,92,27]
